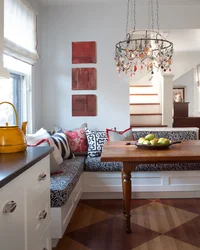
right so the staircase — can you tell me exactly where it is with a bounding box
[130,84,166,127]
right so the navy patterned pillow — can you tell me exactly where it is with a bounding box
[85,128,107,157]
[51,132,74,159]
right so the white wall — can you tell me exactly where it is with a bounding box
[40,3,200,131]
[173,69,195,116]
[172,52,200,81]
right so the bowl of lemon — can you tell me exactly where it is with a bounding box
[135,133,181,150]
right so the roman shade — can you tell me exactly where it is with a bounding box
[4,0,39,64]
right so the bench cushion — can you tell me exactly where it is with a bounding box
[84,156,200,172]
[85,156,122,171]
[136,162,200,171]
[50,156,85,207]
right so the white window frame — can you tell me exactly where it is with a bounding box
[3,55,33,133]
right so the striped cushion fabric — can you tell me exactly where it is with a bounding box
[51,132,74,159]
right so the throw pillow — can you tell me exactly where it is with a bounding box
[26,128,63,166]
[106,127,117,141]
[35,139,62,175]
[26,128,50,145]
[85,128,107,157]
[54,123,87,133]
[54,123,88,156]
[63,128,87,155]
[51,132,74,159]
[107,127,133,141]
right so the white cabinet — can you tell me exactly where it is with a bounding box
[0,155,51,250]
[0,184,26,250]
[39,225,52,250]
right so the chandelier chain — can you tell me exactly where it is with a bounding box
[126,0,130,35]
[130,0,133,32]
[151,0,154,30]
[133,0,136,31]
[156,0,160,32]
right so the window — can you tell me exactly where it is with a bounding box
[0,73,25,126]
[1,0,38,132]
[0,55,32,132]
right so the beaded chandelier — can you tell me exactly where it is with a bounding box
[115,0,173,77]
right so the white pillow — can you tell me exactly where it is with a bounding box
[26,128,50,145]
[36,140,61,174]
[108,129,133,141]
[26,128,63,168]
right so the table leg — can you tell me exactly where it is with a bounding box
[122,162,132,233]
[121,169,125,214]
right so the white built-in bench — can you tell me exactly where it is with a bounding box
[51,127,200,247]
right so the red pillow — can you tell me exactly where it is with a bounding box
[106,127,134,141]
[106,127,116,141]
[63,127,87,154]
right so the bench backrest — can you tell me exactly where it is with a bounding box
[132,130,198,141]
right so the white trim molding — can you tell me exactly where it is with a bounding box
[82,171,200,194]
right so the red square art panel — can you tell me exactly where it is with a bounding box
[72,95,97,116]
[72,68,97,90]
[72,41,96,64]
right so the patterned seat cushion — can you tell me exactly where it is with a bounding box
[84,157,200,172]
[85,156,122,171]
[136,162,200,171]
[50,156,85,207]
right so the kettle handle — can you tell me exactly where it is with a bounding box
[0,102,18,126]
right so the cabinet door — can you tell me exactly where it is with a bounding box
[27,189,51,250]
[39,224,52,250]
[0,184,26,250]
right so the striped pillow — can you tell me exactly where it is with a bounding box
[51,132,74,159]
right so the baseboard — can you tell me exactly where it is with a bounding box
[81,191,200,199]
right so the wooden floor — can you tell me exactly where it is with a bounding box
[54,198,200,250]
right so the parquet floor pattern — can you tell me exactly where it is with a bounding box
[54,199,200,250]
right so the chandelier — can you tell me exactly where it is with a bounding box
[115,0,173,76]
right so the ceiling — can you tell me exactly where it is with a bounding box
[38,0,200,6]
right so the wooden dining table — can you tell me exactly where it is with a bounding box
[101,140,200,233]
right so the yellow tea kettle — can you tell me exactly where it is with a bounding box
[0,102,27,153]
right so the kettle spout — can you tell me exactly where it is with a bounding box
[22,122,28,135]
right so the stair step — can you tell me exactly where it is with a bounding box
[130,85,153,87]
[130,114,162,125]
[129,80,161,126]
[130,103,160,105]
[130,86,156,95]
[131,125,167,128]
[130,95,159,103]
[130,93,158,96]
[130,104,160,114]
[130,113,162,116]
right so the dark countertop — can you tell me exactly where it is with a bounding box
[0,146,53,189]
